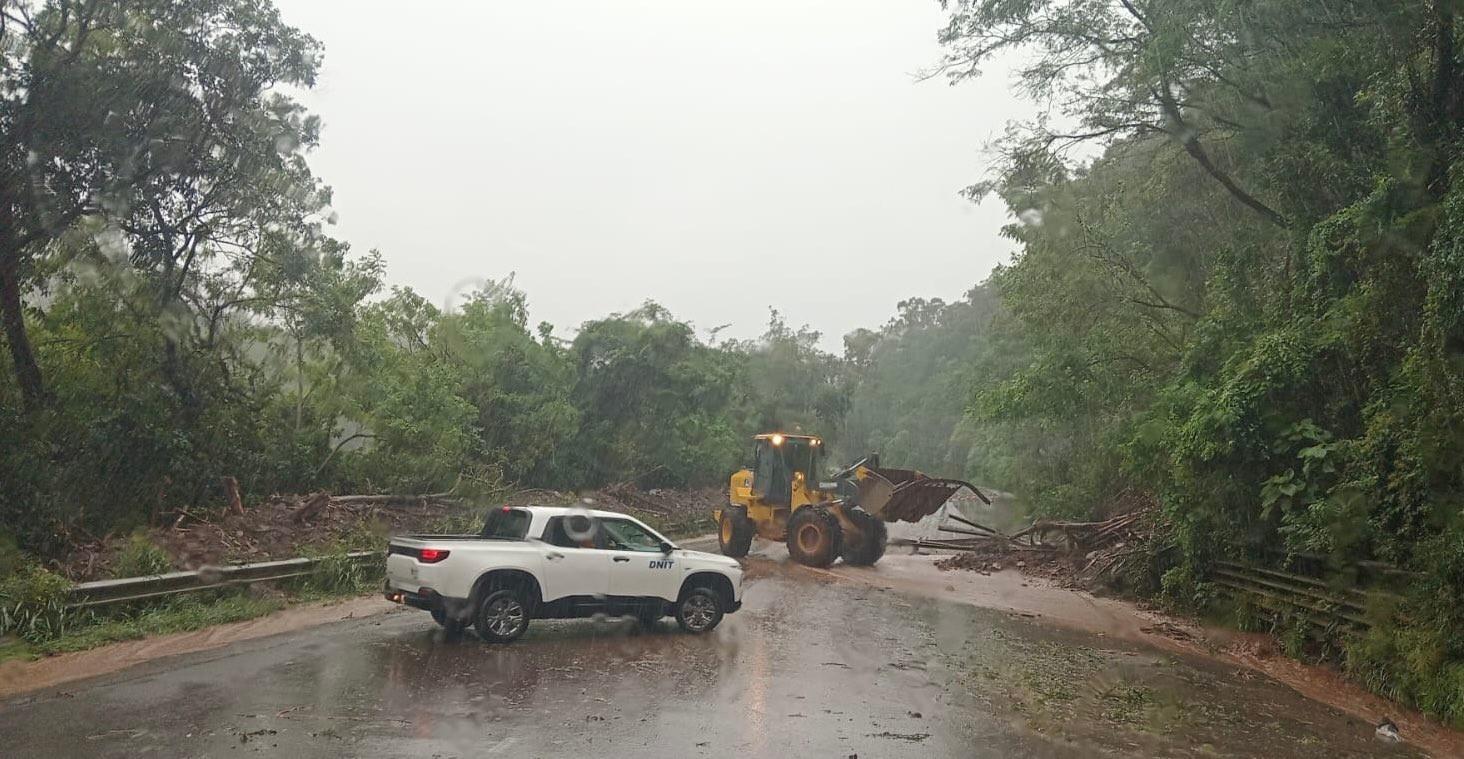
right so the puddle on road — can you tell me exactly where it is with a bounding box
[365,614,733,709]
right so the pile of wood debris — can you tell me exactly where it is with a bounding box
[921,491,1158,588]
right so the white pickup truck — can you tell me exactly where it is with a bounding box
[385,505,744,642]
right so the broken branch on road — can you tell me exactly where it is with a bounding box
[918,493,1159,587]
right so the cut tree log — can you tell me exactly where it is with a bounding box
[224,476,244,516]
[602,483,673,516]
[330,490,457,507]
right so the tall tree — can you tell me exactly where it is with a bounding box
[0,0,321,407]
[567,303,746,488]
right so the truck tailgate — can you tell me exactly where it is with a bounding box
[385,536,472,593]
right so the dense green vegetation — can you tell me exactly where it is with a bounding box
[931,0,1464,725]
[5,0,1464,724]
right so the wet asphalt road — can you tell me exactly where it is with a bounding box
[0,556,1424,758]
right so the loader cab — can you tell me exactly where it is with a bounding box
[750,434,823,507]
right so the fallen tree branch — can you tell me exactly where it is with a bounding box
[312,433,377,478]
[291,491,331,523]
[937,524,1002,538]
[329,491,457,506]
[171,506,209,530]
[942,511,1001,535]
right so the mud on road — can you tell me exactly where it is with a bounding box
[0,545,1431,759]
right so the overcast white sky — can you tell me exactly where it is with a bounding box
[274,0,1032,350]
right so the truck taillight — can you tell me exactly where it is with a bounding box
[418,548,449,564]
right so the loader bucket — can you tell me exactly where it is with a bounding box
[856,468,991,523]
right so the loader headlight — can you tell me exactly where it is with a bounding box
[771,434,784,446]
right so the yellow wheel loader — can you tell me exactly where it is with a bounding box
[713,433,989,567]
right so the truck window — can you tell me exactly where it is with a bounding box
[600,518,663,552]
[542,515,599,548]
[480,508,530,539]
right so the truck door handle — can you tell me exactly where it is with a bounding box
[547,552,565,561]
[613,556,631,563]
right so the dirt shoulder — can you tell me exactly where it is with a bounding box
[0,595,397,700]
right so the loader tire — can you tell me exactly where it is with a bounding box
[786,506,842,568]
[718,506,755,558]
[840,508,888,566]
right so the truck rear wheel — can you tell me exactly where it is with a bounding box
[431,607,469,639]
[840,508,888,566]
[474,587,530,643]
[718,506,755,558]
[785,506,842,568]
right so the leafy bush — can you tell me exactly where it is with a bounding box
[1157,564,1215,613]
[1344,537,1464,726]
[308,549,383,594]
[114,534,173,578]
[0,566,75,643]
[32,593,283,656]
[426,511,481,536]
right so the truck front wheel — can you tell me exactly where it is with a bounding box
[675,587,724,634]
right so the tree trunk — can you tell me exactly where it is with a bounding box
[294,332,304,434]
[223,476,244,516]
[0,250,44,408]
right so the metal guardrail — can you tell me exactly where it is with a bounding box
[1212,560,1396,632]
[66,551,381,610]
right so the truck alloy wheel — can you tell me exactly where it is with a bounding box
[475,588,530,643]
[676,588,724,633]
